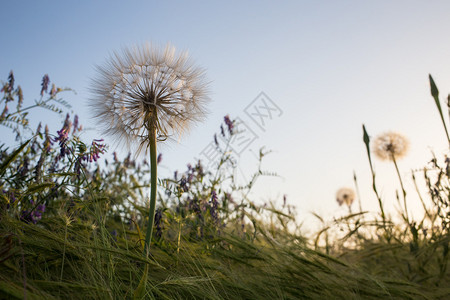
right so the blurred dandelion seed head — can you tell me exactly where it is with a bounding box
[372,131,409,161]
[90,43,210,154]
[336,187,355,207]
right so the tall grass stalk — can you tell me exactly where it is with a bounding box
[362,125,387,230]
[429,74,450,146]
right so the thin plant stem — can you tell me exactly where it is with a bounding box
[391,154,409,225]
[362,125,387,228]
[412,171,433,222]
[353,171,363,214]
[429,75,450,147]
[144,127,157,256]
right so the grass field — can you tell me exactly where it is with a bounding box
[1,72,450,299]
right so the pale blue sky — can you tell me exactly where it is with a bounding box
[2,1,450,229]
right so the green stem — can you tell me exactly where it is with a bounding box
[362,125,387,228]
[144,127,157,256]
[392,155,409,225]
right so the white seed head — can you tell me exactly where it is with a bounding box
[336,187,355,207]
[90,43,209,154]
[372,131,409,161]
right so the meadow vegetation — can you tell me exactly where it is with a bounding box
[0,71,449,299]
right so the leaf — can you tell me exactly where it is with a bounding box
[25,182,55,195]
[133,264,149,300]
[429,74,439,99]
[0,139,30,176]
[362,124,370,146]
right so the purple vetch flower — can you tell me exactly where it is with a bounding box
[195,160,204,178]
[88,139,106,162]
[180,177,189,192]
[73,115,79,134]
[157,153,163,164]
[188,173,194,183]
[224,115,234,134]
[154,208,163,238]
[210,190,220,224]
[21,202,46,224]
[6,71,14,94]
[40,74,50,96]
[111,229,118,241]
[54,114,72,157]
[18,156,29,177]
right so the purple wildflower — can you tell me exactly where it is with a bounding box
[154,208,163,238]
[6,71,14,94]
[180,177,189,192]
[40,74,50,96]
[20,203,46,224]
[210,190,220,224]
[195,160,204,178]
[54,114,72,157]
[73,115,79,134]
[88,139,106,162]
[111,229,118,242]
[187,173,194,183]
[18,156,29,177]
[224,115,234,134]
[157,153,163,164]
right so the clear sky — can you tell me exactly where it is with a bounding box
[2,1,450,230]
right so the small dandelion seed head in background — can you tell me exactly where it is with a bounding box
[336,187,355,207]
[372,131,409,161]
[89,43,210,155]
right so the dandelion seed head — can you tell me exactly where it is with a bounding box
[336,187,355,207]
[373,131,409,161]
[90,43,209,154]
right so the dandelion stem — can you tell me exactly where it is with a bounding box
[144,127,157,256]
